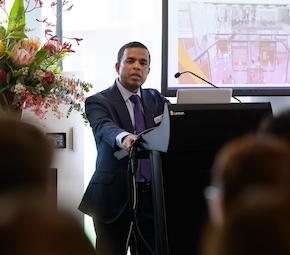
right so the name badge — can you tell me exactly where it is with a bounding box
[154,114,163,124]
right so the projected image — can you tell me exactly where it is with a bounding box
[162,0,290,96]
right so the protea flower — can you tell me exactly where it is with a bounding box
[23,38,41,51]
[12,41,37,67]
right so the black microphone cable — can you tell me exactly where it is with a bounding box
[126,136,155,255]
[175,71,242,103]
[125,139,137,253]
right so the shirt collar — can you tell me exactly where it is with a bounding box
[116,78,141,102]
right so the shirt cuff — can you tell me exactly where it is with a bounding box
[116,131,131,148]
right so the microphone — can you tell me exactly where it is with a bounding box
[174,71,242,103]
[174,71,219,88]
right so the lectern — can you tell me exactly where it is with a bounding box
[115,102,273,255]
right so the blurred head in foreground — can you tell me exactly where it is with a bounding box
[0,209,96,255]
[205,133,290,227]
[216,187,290,255]
[198,134,290,255]
[0,117,53,192]
[0,117,54,219]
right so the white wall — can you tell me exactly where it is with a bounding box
[21,104,86,225]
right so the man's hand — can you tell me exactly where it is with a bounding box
[122,134,138,152]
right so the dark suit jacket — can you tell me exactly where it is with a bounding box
[78,82,170,223]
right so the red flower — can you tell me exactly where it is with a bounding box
[43,41,57,54]
[0,68,6,86]
[44,71,55,85]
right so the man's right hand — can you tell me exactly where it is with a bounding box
[122,134,138,152]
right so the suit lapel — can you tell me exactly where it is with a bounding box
[107,84,157,132]
[109,84,134,133]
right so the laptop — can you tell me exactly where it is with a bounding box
[176,88,233,104]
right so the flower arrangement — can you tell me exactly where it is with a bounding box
[0,0,93,123]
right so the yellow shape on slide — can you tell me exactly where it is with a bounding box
[178,43,209,84]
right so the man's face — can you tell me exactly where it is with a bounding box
[115,47,150,93]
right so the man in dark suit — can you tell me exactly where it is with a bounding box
[79,41,170,255]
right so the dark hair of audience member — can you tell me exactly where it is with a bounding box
[216,187,290,255]
[0,117,54,193]
[198,134,290,255]
[0,117,96,254]
[0,116,55,222]
[0,209,96,255]
[210,133,290,214]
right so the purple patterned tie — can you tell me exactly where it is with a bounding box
[129,95,151,181]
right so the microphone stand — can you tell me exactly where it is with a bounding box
[175,71,242,103]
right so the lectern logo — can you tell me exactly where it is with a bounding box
[170,110,185,116]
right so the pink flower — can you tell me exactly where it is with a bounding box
[61,42,75,53]
[43,41,57,54]
[44,71,55,85]
[12,42,37,67]
[0,0,93,123]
